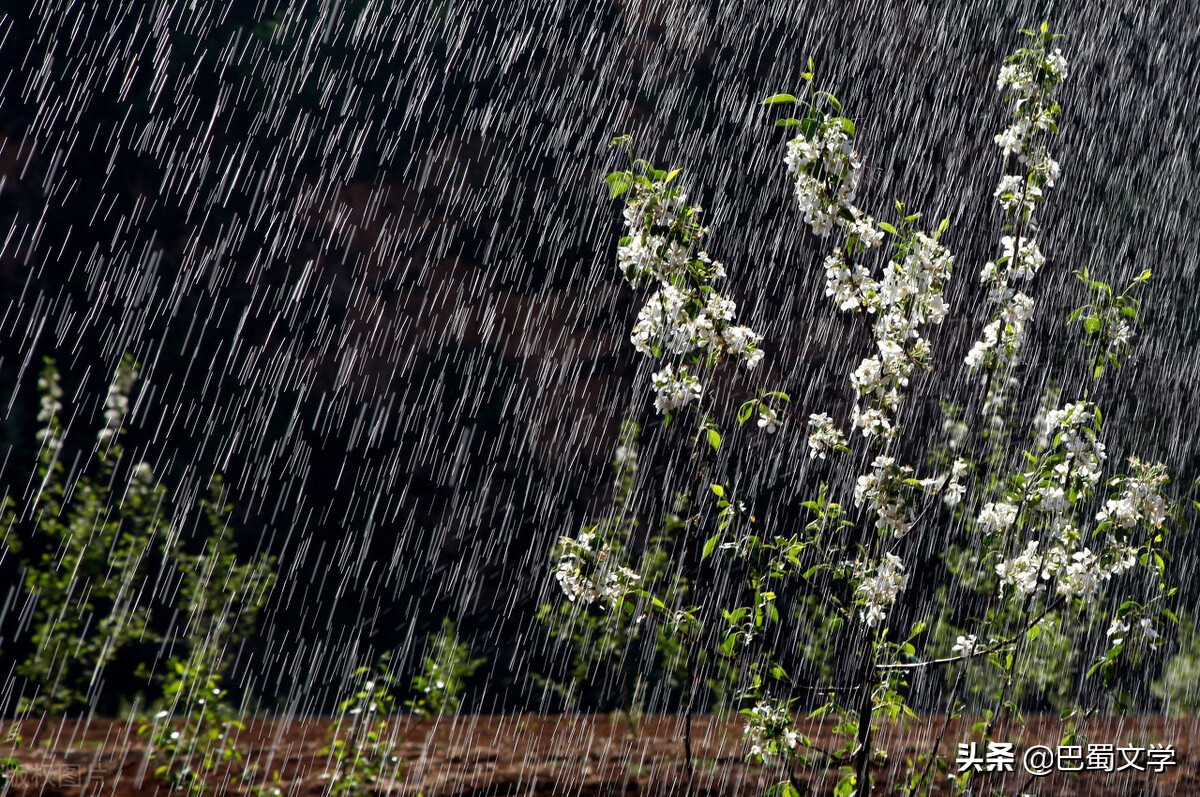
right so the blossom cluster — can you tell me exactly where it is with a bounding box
[616,172,767,413]
[995,539,1136,600]
[1092,307,1134,356]
[756,403,779,433]
[951,633,979,655]
[989,401,1167,602]
[1107,615,1162,648]
[843,231,954,441]
[741,698,801,761]
[806,412,847,459]
[783,118,871,239]
[35,364,64,450]
[942,458,970,506]
[1097,458,1169,530]
[99,358,138,445]
[854,552,908,628]
[967,30,1066,375]
[650,364,702,413]
[977,500,1019,532]
[982,400,1105,535]
[853,456,914,539]
[1044,401,1106,487]
[553,529,641,606]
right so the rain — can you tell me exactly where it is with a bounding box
[0,0,1198,794]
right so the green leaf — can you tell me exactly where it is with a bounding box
[1026,623,1040,642]
[711,483,726,498]
[738,401,756,426]
[761,93,798,105]
[837,117,855,136]
[604,172,633,198]
[877,221,898,235]
[775,118,801,128]
[702,535,721,560]
[707,428,721,451]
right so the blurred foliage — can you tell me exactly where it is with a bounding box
[535,421,695,720]
[405,618,486,718]
[325,659,403,795]
[1,356,274,715]
[1152,611,1200,714]
[138,665,245,796]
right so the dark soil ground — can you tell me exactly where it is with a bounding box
[1,714,1195,796]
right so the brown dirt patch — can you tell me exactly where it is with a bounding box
[1,714,1195,796]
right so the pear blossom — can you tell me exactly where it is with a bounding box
[977,501,1019,532]
[1097,459,1169,529]
[554,531,641,606]
[650,365,702,413]
[807,412,847,459]
[742,699,802,762]
[952,634,978,655]
[855,552,908,628]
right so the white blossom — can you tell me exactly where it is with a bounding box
[855,553,908,628]
[742,699,801,761]
[722,324,765,369]
[943,459,969,506]
[650,365,702,414]
[977,501,1019,532]
[1046,48,1068,79]
[951,634,978,655]
[1056,548,1105,599]
[995,540,1043,596]
[995,175,1041,214]
[994,121,1029,158]
[806,412,847,459]
[1097,459,1169,529]
[554,532,641,606]
[1000,236,1045,279]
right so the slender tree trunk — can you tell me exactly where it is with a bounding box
[852,635,876,795]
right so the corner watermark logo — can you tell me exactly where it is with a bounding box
[0,761,82,787]
[956,741,1176,776]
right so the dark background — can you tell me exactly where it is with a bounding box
[0,0,1197,714]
